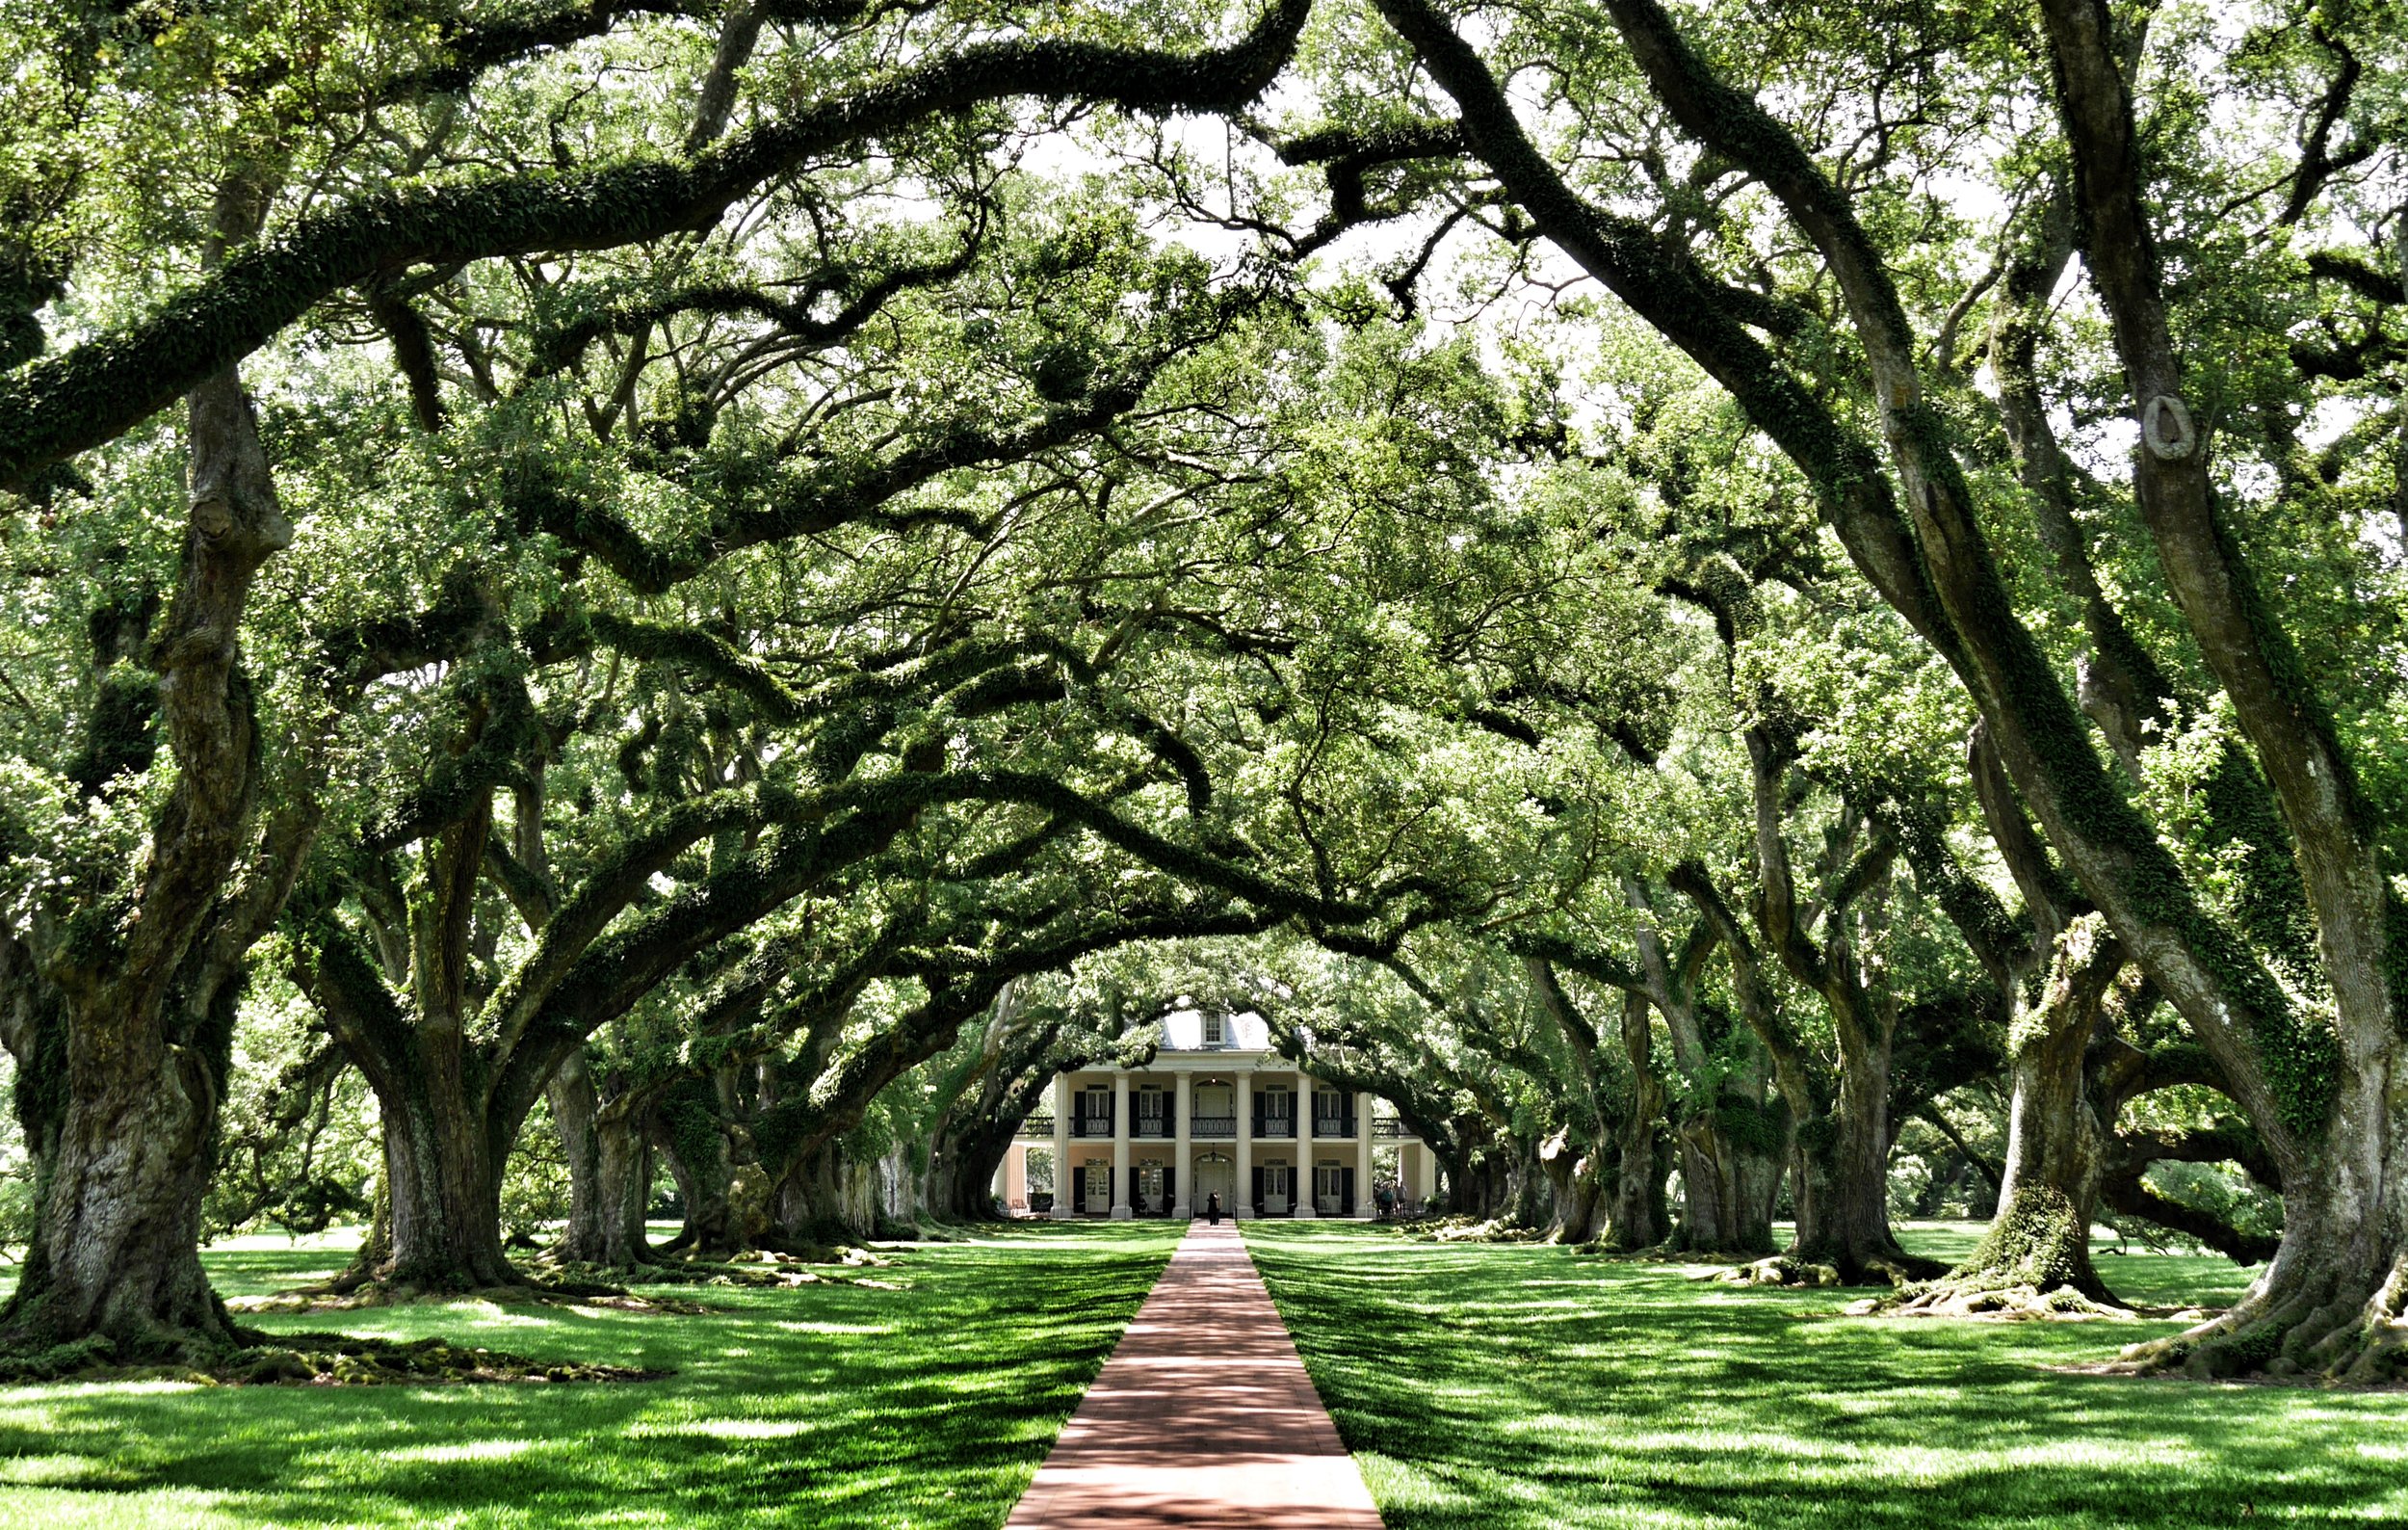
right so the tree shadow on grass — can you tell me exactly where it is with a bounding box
[1245,1222,2408,1530]
[0,1224,1186,1529]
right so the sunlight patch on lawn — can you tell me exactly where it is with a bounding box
[772,1320,897,1334]
[386,1438,544,1464]
[630,1417,817,1440]
[1251,1221,2408,1530]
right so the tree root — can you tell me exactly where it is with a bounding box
[1878,1281,2146,1320]
[0,1331,668,1386]
[226,1282,706,1315]
[2111,1259,2408,1385]
[540,1249,897,1290]
[1427,1217,1543,1243]
[1706,1255,1842,1287]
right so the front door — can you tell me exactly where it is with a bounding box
[1315,1164,1345,1214]
[1084,1162,1111,1214]
[1262,1165,1292,1215]
[1192,1154,1235,1214]
[1138,1164,1166,1213]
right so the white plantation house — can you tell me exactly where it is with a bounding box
[988,1013,1435,1219]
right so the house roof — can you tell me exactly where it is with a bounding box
[1158,1009,1272,1051]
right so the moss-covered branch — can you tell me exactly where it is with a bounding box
[0,0,1313,489]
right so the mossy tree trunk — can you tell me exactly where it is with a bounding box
[1524,958,1616,1245]
[0,289,308,1365]
[1626,884,1782,1254]
[1607,989,1669,1250]
[1741,731,1931,1283]
[548,1049,655,1268]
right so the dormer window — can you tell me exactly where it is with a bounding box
[1203,1015,1225,1047]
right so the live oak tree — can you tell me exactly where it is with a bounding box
[2,0,2401,1390]
[1267,0,2406,1378]
[0,0,1320,1361]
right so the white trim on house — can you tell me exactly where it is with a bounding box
[993,1042,1434,1221]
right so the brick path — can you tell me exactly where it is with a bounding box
[1004,1220,1385,1528]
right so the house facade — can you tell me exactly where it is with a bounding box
[990,1013,1434,1219]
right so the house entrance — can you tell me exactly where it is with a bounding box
[1137,1162,1169,1214]
[1192,1152,1235,1215]
[1314,1163,1354,1216]
[1260,1164,1293,1216]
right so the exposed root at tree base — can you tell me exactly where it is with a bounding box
[2108,1286,2408,1385]
[1572,1242,1775,1263]
[1426,1217,1543,1243]
[536,1250,899,1291]
[1706,1251,1946,1289]
[226,1282,709,1316]
[1869,1282,2202,1321]
[1705,1255,1842,1287]
[0,1331,668,1386]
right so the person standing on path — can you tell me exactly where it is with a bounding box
[1207,1191,1221,1226]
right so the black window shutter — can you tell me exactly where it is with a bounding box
[1251,1165,1265,1216]
[1165,1167,1176,1210]
[1071,1167,1086,1209]
[1343,1167,1356,1216]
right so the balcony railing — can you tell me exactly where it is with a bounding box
[1027,1112,1408,1143]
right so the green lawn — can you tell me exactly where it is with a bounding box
[0,1222,1181,1529]
[1246,1221,2408,1529]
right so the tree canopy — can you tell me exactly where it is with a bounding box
[0,0,2402,1387]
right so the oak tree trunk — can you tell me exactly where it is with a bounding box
[1918,919,2124,1309]
[1,334,294,1365]
[1608,990,1669,1250]
[549,1052,653,1268]
[0,1012,238,1365]
[374,1073,518,1291]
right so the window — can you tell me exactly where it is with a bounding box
[1203,1014,1225,1046]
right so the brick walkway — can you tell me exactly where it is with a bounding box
[1004,1220,1385,1528]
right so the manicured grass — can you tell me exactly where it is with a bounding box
[1246,1221,2408,1529]
[0,1222,1180,1529]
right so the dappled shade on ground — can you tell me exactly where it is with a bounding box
[1246,1222,2408,1530]
[0,1223,1180,1529]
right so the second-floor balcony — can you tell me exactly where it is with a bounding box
[1133,1119,1172,1139]
[1312,1116,1360,1139]
[1071,1117,1113,1139]
[1191,1116,1236,1139]
[1018,1115,1056,1140]
[1251,1115,1296,1139]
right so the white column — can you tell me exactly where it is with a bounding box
[1356,1090,1375,1219]
[1172,1071,1192,1218]
[1110,1069,1133,1219]
[1234,1070,1254,1218]
[1291,1073,1316,1219]
[1050,1073,1072,1219]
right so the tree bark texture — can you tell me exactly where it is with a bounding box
[0,320,297,1362]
